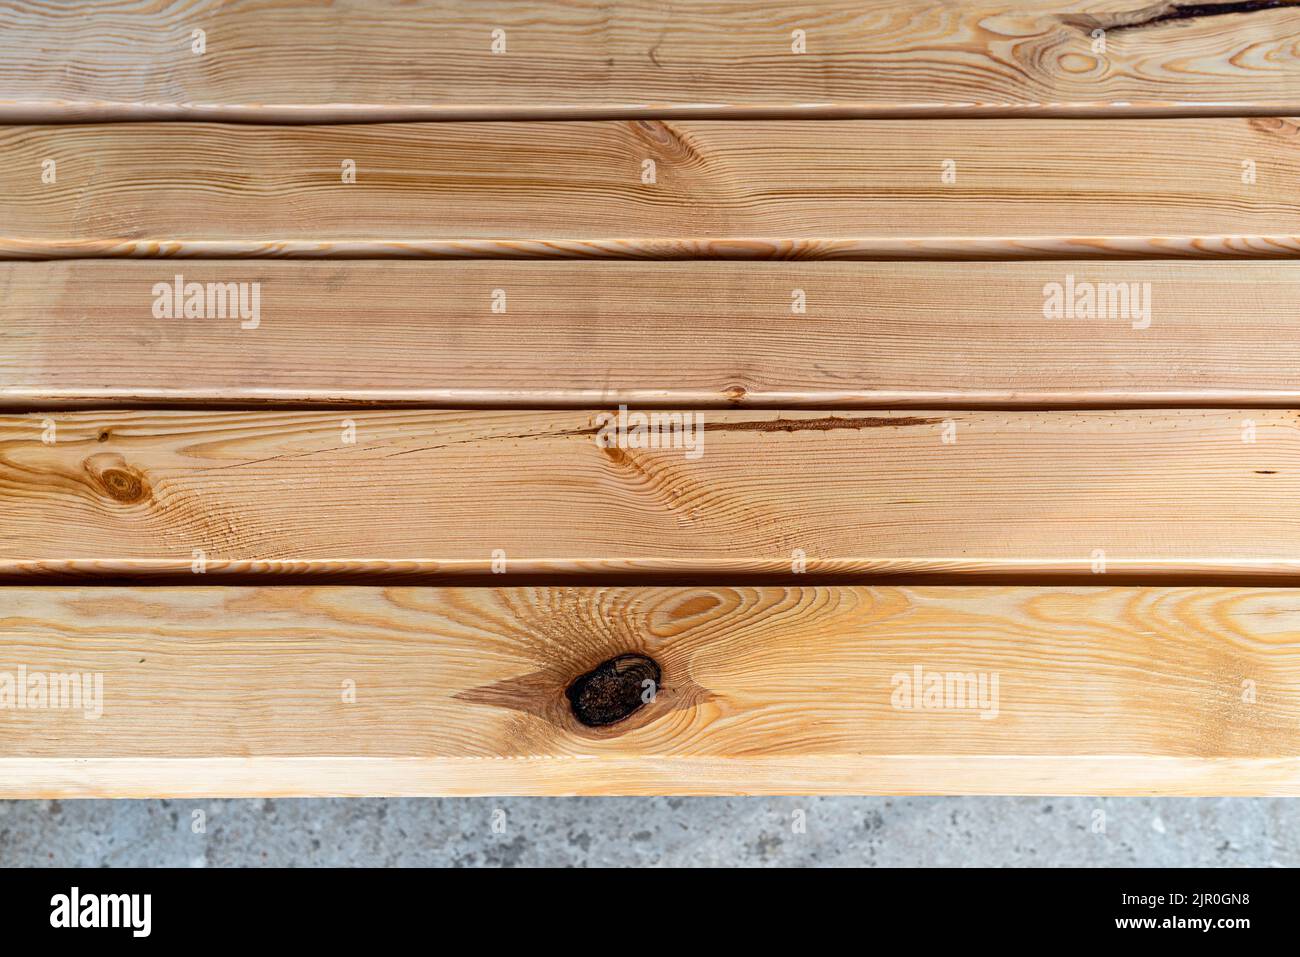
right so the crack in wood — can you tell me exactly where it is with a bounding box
[1068,0,1300,33]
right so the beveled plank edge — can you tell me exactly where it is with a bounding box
[7,388,1300,412]
[3,101,1299,124]
[5,236,1300,261]
[5,757,1299,798]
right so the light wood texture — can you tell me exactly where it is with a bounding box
[2,408,1300,580]
[5,1,1300,120]
[0,584,1298,796]
[7,260,1300,409]
[4,118,1299,260]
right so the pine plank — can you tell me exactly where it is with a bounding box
[0,584,1297,796]
[2,408,1299,580]
[6,260,1300,409]
[5,1,1300,120]
[4,118,1299,260]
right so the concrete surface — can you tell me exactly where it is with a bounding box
[0,797,1294,866]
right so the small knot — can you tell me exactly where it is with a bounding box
[83,453,151,504]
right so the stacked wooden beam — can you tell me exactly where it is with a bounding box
[3,0,1300,795]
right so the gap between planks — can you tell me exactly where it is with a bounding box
[11,105,1300,124]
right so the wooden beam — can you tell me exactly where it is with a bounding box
[1,584,1297,796]
[6,260,1300,409]
[2,408,1298,580]
[3,118,1298,260]
[4,1,1300,121]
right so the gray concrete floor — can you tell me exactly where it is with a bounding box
[0,797,1293,866]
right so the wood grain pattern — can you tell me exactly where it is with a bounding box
[8,260,1300,409]
[1,584,1298,796]
[10,0,1300,805]
[3,408,1300,580]
[5,1,1300,121]
[5,118,1300,260]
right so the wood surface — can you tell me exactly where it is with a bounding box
[9,2,1300,800]
[0,584,1297,796]
[7,259,1300,409]
[2,408,1299,580]
[5,1,1300,121]
[4,118,1299,260]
